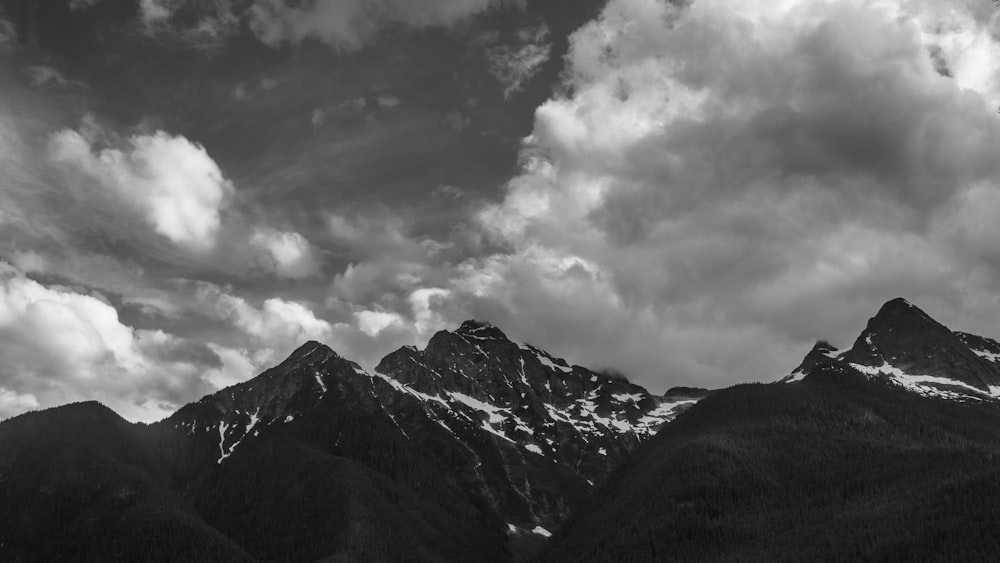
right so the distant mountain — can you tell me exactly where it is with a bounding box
[781,297,1000,398]
[542,298,1000,561]
[0,320,701,562]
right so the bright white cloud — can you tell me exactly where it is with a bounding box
[48,120,234,253]
[251,227,321,279]
[0,262,219,422]
[408,288,451,334]
[356,310,405,337]
[203,343,259,390]
[195,283,333,359]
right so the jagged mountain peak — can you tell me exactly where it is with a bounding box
[785,298,1000,397]
[842,298,981,373]
[842,298,947,363]
[867,297,944,332]
[455,319,510,340]
[421,321,517,361]
[811,340,838,353]
[781,340,844,383]
[286,339,339,363]
[877,296,916,312]
[166,341,379,466]
[8,319,708,551]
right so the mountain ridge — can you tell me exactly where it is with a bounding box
[782,298,1000,399]
[0,318,704,562]
[13,300,1000,561]
[541,298,1000,561]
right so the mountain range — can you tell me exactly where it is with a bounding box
[0,319,703,562]
[4,299,1000,561]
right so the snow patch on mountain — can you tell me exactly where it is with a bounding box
[848,361,990,400]
[371,368,449,406]
[971,348,1000,363]
[532,526,552,537]
[448,391,508,425]
[612,392,643,403]
[636,399,699,433]
[519,342,574,373]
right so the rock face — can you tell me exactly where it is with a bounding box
[369,320,699,529]
[782,298,1000,398]
[168,321,699,534]
[1,320,704,562]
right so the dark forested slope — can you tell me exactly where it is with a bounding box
[541,366,1000,562]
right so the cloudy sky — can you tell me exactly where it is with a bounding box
[1,0,1000,422]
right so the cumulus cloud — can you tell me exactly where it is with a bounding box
[195,283,333,356]
[190,282,427,382]
[250,227,321,279]
[48,119,234,253]
[356,309,405,337]
[454,0,1000,389]
[249,0,501,49]
[326,211,462,305]
[0,262,221,422]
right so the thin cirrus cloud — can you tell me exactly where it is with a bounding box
[484,23,552,99]
[249,0,503,49]
[128,0,508,49]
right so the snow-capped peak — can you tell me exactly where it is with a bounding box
[783,298,1000,400]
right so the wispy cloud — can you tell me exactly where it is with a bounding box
[485,23,552,98]
[250,0,502,49]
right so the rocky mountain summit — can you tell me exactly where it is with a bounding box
[783,298,1000,399]
[168,320,701,535]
